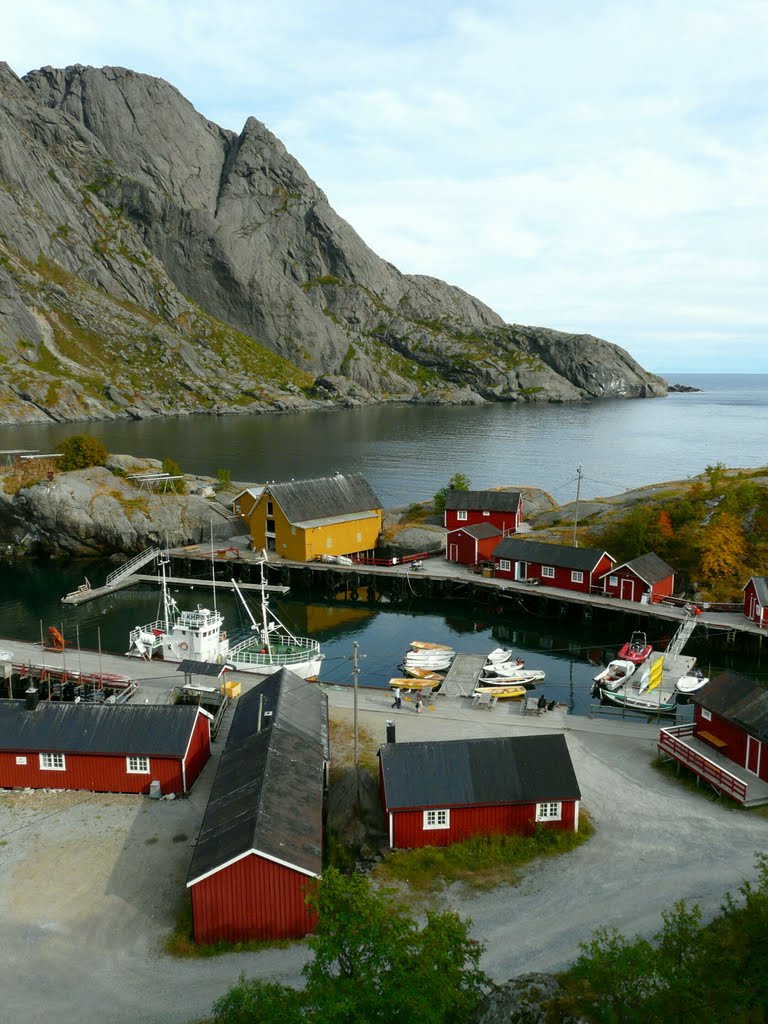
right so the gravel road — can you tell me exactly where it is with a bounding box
[1,689,764,1024]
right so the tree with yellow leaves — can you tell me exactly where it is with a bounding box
[699,511,747,587]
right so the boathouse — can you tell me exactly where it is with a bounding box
[187,668,329,944]
[378,734,580,849]
[743,577,768,629]
[444,489,523,535]
[231,486,263,519]
[0,696,211,795]
[491,538,614,592]
[658,671,768,806]
[241,473,382,563]
[599,552,675,604]
[446,522,503,565]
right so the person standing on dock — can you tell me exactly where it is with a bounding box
[392,691,402,710]
[415,693,423,714]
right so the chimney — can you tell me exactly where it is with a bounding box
[25,688,39,712]
[386,719,396,744]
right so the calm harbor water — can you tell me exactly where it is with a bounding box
[1,373,766,715]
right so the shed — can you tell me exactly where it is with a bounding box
[444,489,522,536]
[0,699,211,795]
[446,522,503,565]
[691,671,768,783]
[492,538,614,592]
[599,552,675,604]
[743,577,768,629]
[187,668,329,944]
[378,734,580,849]
[244,473,382,562]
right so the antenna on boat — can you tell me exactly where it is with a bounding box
[572,464,583,547]
[210,520,217,614]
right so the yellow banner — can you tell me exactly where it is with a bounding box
[646,657,664,692]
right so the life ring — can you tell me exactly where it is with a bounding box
[179,641,189,652]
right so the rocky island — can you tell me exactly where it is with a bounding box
[0,63,666,425]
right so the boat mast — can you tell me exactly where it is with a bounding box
[259,554,273,658]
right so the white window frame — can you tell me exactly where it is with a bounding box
[39,752,66,771]
[423,808,450,830]
[536,801,562,821]
[541,565,555,579]
[126,755,150,774]
[482,510,490,516]
[499,559,511,572]
[456,510,468,521]
[701,708,712,722]
[609,575,618,586]
[571,570,584,584]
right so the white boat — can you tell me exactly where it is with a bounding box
[127,555,229,663]
[479,672,542,688]
[675,671,709,694]
[592,659,636,692]
[486,647,515,664]
[403,650,454,670]
[410,640,453,652]
[402,665,445,681]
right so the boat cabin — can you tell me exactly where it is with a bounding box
[600,552,675,604]
[743,576,768,629]
[491,538,614,593]
[378,733,580,849]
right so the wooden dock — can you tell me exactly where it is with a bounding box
[62,572,289,605]
[441,653,487,698]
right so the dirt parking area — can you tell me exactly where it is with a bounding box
[0,692,765,1024]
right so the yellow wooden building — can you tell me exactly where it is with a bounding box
[242,473,382,562]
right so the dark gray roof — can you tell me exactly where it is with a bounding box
[177,660,230,678]
[693,671,768,742]
[744,576,768,605]
[0,702,202,757]
[492,537,612,571]
[187,668,329,885]
[267,473,381,525]
[379,735,580,810]
[450,523,503,540]
[600,552,674,584]
[445,489,521,513]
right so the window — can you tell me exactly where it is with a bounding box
[701,708,712,722]
[499,559,511,572]
[15,756,27,766]
[542,566,555,579]
[423,808,450,830]
[40,752,65,771]
[126,756,150,774]
[609,575,618,586]
[482,510,490,516]
[266,500,273,516]
[456,510,468,521]
[571,570,584,584]
[536,801,562,821]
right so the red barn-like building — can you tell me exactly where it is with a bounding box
[379,734,581,849]
[187,668,329,944]
[0,696,211,795]
[599,552,675,604]
[743,577,768,629]
[444,489,523,536]
[446,522,503,565]
[492,538,614,593]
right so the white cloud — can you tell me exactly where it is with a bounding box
[4,0,768,371]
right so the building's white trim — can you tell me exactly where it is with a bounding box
[389,812,394,850]
[126,755,150,774]
[535,801,562,822]
[423,808,450,830]
[187,847,319,888]
[573,800,579,833]
[39,752,66,771]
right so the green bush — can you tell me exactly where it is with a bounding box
[58,435,108,471]
[162,457,187,495]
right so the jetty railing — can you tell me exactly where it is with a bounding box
[106,547,161,588]
[351,551,438,567]
[659,723,748,803]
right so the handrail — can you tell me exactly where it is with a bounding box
[658,726,747,802]
[106,547,160,587]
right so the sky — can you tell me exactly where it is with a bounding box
[5,0,768,373]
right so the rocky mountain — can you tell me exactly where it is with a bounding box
[0,63,666,424]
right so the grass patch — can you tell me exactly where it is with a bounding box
[375,812,594,892]
[328,716,380,780]
[164,896,296,958]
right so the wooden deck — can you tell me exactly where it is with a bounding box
[440,653,487,698]
[659,723,768,806]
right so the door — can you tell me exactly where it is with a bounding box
[515,562,527,581]
[746,735,761,776]
[448,543,458,562]
[620,578,634,601]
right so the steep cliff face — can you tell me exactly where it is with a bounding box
[0,62,666,423]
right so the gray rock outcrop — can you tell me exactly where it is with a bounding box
[0,62,667,424]
[473,973,587,1024]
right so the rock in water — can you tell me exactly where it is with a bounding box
[0,62,666,424]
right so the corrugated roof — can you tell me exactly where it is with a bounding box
[492,537,612,571]
[379,735,580,810]
[187,668,329,885]
[694,670,768,742]
[600,552,674,584]
[0,702,201,757]
[267,473,381,525]
[445,490,521,513]
[294,510,379,530]
[449,523,503,540]
[744,576,768,606]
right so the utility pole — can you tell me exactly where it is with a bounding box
[572,464,583,547]
[353,641,360,816]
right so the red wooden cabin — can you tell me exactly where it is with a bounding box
[743,577,768,629]
[491,538,614,593]
[379,734,580,849]
[444,489,522,535]
[599,552,675,604]
[0,694,211,795]
[187,668,329,944]
[446,522,503,565]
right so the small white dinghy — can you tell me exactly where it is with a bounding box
[675,671,709,695]
[592,659,636,692]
